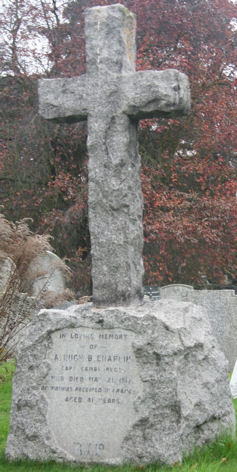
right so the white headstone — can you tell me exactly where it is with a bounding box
[25,251,66,297]
[160,284,194,300]
[230,361,237,398]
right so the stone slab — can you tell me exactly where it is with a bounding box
[230,361,237,399]
[0,256,16,296]
[6,300,235,465]
[25,251,66,297]
[160,284,237,370]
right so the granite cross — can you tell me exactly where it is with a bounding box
[38,4,190,307]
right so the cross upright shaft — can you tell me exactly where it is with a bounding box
[38,4,190,307]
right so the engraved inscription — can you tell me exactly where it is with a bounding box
[44,328,143,462]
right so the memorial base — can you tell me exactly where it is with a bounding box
[6,300,235,465]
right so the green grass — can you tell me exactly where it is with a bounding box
[0,361,237,472]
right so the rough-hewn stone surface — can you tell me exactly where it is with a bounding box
[160,284,237,370]
[6,300,235,465]
[38,4,190,307]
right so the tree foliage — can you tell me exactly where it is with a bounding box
[0,0,236,291]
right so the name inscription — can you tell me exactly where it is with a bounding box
[44,327,142,462]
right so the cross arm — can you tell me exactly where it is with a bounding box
[38,75,88,123]
[121,69,190,119]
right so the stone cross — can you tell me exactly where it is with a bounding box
[38,4,190,307]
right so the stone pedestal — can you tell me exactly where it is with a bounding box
[6,300,235,465]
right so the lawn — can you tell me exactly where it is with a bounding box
[0,361,237,472]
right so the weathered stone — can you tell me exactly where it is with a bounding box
[0,292,36,356]
[0,256,16,297]
[6,300,235,465]
[160,284,237,369]
[230,361,237,398]
[38,4,190,307]
[160,284,193,300]
[24,251,67,297]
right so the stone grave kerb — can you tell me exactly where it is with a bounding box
[38,4,190,307]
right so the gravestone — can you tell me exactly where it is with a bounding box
[160,284,193,300]
[25,251,67,297]
[0,256,16,297]
[6,4,235,466]
[160,284,237,370]
[38,4,190,307]
[230,361,237,399]
[5,301,235,465]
